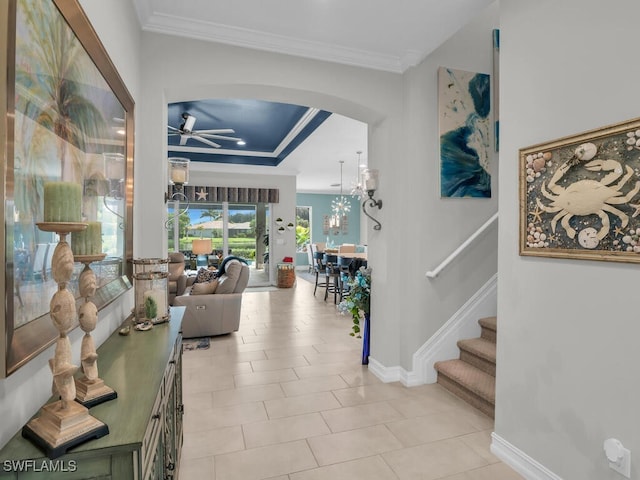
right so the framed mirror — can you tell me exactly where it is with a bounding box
[1,0,134,376]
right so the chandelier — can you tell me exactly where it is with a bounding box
[330,160,351,230]
[350,151,366,200]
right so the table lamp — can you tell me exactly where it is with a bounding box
[192,239,211,268]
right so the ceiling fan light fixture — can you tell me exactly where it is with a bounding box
[180,113,196,133]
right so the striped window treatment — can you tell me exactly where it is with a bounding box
[168,185,279,203]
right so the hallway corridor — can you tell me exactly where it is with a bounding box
[179,276,522,479]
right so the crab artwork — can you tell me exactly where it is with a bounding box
[521,122,640,261]
[536,151,640,242]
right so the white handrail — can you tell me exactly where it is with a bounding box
[425,212,498,279]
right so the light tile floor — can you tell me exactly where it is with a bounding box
[179,276,523,480]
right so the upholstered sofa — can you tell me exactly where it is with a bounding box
[173,258,250,338]
[168,252,187,305]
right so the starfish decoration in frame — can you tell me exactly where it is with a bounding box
[528,205,543,224]
[196,188,208,201]
[614,226,625,236]
[630,203,640,218]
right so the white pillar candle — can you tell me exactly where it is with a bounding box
[171,169,186,184]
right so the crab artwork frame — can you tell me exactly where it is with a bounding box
[520,117,640,263]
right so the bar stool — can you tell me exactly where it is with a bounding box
[313,251,327,295]
[337,256,353,299]
[323,254,341,303]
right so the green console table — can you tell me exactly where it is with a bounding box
[0,307,184,480]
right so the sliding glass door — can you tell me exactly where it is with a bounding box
[168,201,269,273]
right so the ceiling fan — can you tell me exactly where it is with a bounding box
[167,112,241,148]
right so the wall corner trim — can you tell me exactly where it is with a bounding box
[491,432,563,480]
[367,274,498,387]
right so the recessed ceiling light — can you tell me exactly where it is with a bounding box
[237,140,246,146]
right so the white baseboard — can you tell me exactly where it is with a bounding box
[367,274,497,387]
[367,358,404,383]
[414,273,497,383]
[491,432,563,480]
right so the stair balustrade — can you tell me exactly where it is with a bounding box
[426,212,498,278]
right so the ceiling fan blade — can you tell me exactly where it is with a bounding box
[167,132,181,137]
[179,135,189,146]
[197,133,242,142]
[168,125,181,132]
[195,128,235,135]
[192,135,221,148]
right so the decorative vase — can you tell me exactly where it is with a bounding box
[361,312,370,365]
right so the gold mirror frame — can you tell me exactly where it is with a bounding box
[1,0,134,377]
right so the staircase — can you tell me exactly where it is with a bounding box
[434,316,496,418]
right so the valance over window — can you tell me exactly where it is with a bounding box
[168,185,279,203]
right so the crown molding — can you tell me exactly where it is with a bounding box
[140,12,411,74]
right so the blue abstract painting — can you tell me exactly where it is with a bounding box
[439,67,491,198]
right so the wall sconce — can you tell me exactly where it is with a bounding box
[165,157,190,228]
[362,168,382,230]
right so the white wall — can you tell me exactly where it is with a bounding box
[394,2,499,370]
[496,1,640,478]
[0,0,141,449]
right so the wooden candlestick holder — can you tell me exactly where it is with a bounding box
[74,253,117,408]
[22,222,108,459]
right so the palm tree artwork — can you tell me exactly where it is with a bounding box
[11,0,124,323]
[16,0,109,184]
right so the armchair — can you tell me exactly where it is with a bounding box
[174,259,250,338]
[168,252,187,305]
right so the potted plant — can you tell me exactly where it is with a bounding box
[144,295,158,322]
[338,267,372,364]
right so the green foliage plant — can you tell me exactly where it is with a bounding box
[144,295,158,320]
[338,267,371,337]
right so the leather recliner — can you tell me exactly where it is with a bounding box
[174,259,250,338]
[167,252,187,305]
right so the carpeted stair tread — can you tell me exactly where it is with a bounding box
[478,316,497,332]
[458,337,496,363]
[478,316,497,342]
[434,359,495,403]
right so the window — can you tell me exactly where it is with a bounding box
[296,206,311,252]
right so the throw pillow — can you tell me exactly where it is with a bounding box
[194,267,215,284]
[190,279,218,295]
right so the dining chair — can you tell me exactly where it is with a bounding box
[338,243,356,254]
[30,243,48,280]
[313,251,327,296]
[306,243,315,273]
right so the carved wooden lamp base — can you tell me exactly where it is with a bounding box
[75,377,117,408]
[22,400,108,459]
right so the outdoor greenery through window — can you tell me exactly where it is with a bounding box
[168,202,260,262]
[296,206,311,252]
